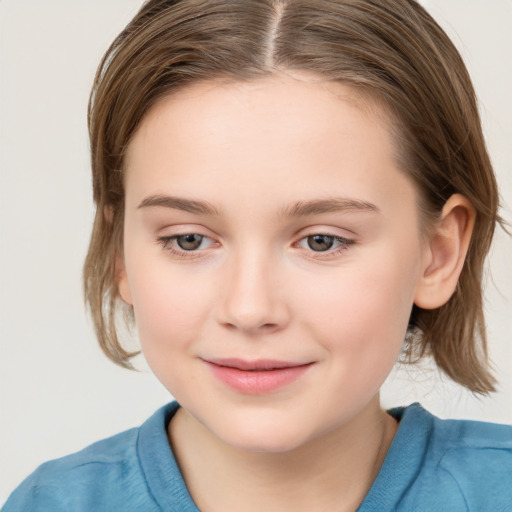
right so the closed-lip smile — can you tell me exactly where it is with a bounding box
[202,358,314,394]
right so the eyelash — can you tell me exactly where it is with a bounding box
[156,233,355,260]
[295,234,355,257]
[156,234,217,260]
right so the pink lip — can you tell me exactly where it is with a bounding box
[203,358,314,395]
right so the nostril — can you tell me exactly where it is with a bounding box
[220,320,280,334]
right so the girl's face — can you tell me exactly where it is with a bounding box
[119,76,429,452]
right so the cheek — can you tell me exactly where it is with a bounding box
[127,260,211,360]
[298,249,419,366]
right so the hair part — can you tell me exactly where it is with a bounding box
[84,0,503,393]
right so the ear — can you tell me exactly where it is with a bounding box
[105,204,133,306]
[414,194,475,309]
[116,253,133,306]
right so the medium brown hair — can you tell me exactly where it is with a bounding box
[84,0,502,393]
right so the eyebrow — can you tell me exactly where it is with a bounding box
[137,195,221,216]
[137,194,379,217]
[280,198,380,217]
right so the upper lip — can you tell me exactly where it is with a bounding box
[203,358,312,371]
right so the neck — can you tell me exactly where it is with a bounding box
[168,397,397,512]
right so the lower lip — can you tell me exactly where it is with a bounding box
[205,362,313,394]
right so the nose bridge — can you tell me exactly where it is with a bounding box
[218,243,287,334]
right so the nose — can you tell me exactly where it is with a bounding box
[217,249,290,335]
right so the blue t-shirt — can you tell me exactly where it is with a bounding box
[3,402,512,511]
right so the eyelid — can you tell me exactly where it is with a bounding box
[156,230,219,260]
[296,234,354,248]
[294,224,357,241]
[155,226,356,260]
[294,230,356,258]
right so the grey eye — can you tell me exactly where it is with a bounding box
[307,235,335,252]
[176,234,204,250]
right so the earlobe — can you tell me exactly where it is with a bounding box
[116,254,133,306]
[105,205,133,306]
[414,194,475,310]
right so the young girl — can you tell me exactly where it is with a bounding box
[4,0,511,510]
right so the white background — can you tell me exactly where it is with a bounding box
[1,0,511,504]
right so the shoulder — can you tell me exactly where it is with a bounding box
[404,403,512,466]
[431,409,512,510]
[2,403,180,512]
[390,402,512,449]
[394,404,512,511]
[2,428,150,512]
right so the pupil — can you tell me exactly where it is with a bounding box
[308,235,334,252]
[177,234,202,250]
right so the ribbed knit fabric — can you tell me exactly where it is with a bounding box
[4,402,512,511]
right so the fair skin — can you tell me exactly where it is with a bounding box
[118,75,474,511]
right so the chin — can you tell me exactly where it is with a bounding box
[212,412,318,454]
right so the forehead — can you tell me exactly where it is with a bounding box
[129,74,391,149]
[124,75,415,216]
